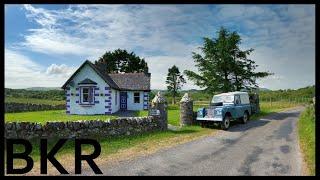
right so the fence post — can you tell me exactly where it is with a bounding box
[180,93,193,126]
[149,91,168,130]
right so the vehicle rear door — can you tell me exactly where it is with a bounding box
[234,95,242,118]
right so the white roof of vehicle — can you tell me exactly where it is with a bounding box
[214,91,248,96]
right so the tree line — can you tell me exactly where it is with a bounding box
[5,88,65,101]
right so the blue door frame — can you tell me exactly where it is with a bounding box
[120,92,127,110]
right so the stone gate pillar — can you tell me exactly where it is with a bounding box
[149,92,168,130]
[180,93,193,126]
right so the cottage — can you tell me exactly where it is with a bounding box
[62,60,151,115]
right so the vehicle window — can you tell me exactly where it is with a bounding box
[240,94,249,104]
[235,95,241,105]
[212,95,234,103]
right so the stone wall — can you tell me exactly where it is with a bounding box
[5,102,65,113]
[180,93,194,126]
[149,91,168,130]
[5,116,163,139]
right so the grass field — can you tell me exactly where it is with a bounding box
[298,105,315,175]
[135,105,180,126]
[5,97,64,105]
[6,101,302,125]
[5,110,119,124]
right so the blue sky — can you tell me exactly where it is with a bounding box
[5,4,315,90]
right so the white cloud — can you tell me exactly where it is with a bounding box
[46,64,76,75]
[20,5,202,59]
[5,5,315,90]
[145,55,200,90]
[5,49,76,88]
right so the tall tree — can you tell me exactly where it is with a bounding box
[184,27,272,93]
[166,65,186,104]
[94,49,149,73]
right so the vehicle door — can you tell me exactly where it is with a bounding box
[234,95,242,118]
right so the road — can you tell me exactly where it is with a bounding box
[84,107,304,176]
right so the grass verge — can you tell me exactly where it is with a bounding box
[298,105,315,175]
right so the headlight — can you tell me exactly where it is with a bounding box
[215,109,222,115]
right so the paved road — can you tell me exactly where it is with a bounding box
[85,107,304,176]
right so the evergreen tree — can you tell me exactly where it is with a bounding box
[94,49,148,73]
[166,65,186,104]
[184,27,272,93]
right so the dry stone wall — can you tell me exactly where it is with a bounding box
[5,116,164,139]
[5,102,65,113]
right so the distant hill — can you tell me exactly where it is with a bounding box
[25,87,62,91]
[258,88,271,92]
[5,88,65,101]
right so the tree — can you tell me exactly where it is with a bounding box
[184,27,272,93]
[94,49,149,73]
[166,65,186,104]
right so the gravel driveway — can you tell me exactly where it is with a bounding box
[83,107,304,176]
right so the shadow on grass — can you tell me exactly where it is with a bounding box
[170,129,199,134]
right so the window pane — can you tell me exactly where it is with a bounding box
[83,88,89,93]
[115,91,117,105]
[134,92,140,103]
[81,87,94,104]
[83,94,89,102]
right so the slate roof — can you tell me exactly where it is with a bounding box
[109,73,151,91]
[62,60,151,91]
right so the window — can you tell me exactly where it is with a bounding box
[115,91,118,105]
[234,95,241,105]
[134,92,140,103]
[212,95,234,103]
[240,94,249,104]
[81,87,94,104]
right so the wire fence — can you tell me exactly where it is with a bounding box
[193,97,313,107]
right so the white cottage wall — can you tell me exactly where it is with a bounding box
[126,91,144,111]
[68,64,111,115]
[112,89,120,113]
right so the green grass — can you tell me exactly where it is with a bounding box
[135,105,181,126]
[5,110,118,124]
[5,97,64,105]
[298,105,315,175]
[6,101,301,125]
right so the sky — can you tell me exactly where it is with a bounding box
[5,4,315,90]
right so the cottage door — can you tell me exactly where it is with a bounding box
[120,92,127,110]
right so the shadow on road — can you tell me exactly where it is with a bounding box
[228,120,270,132]
[262,111,301,121]
[199,119,270,132]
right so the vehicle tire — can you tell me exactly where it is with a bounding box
[241,111,250,124]
[200,122,206,128]
[221,115,231,130]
